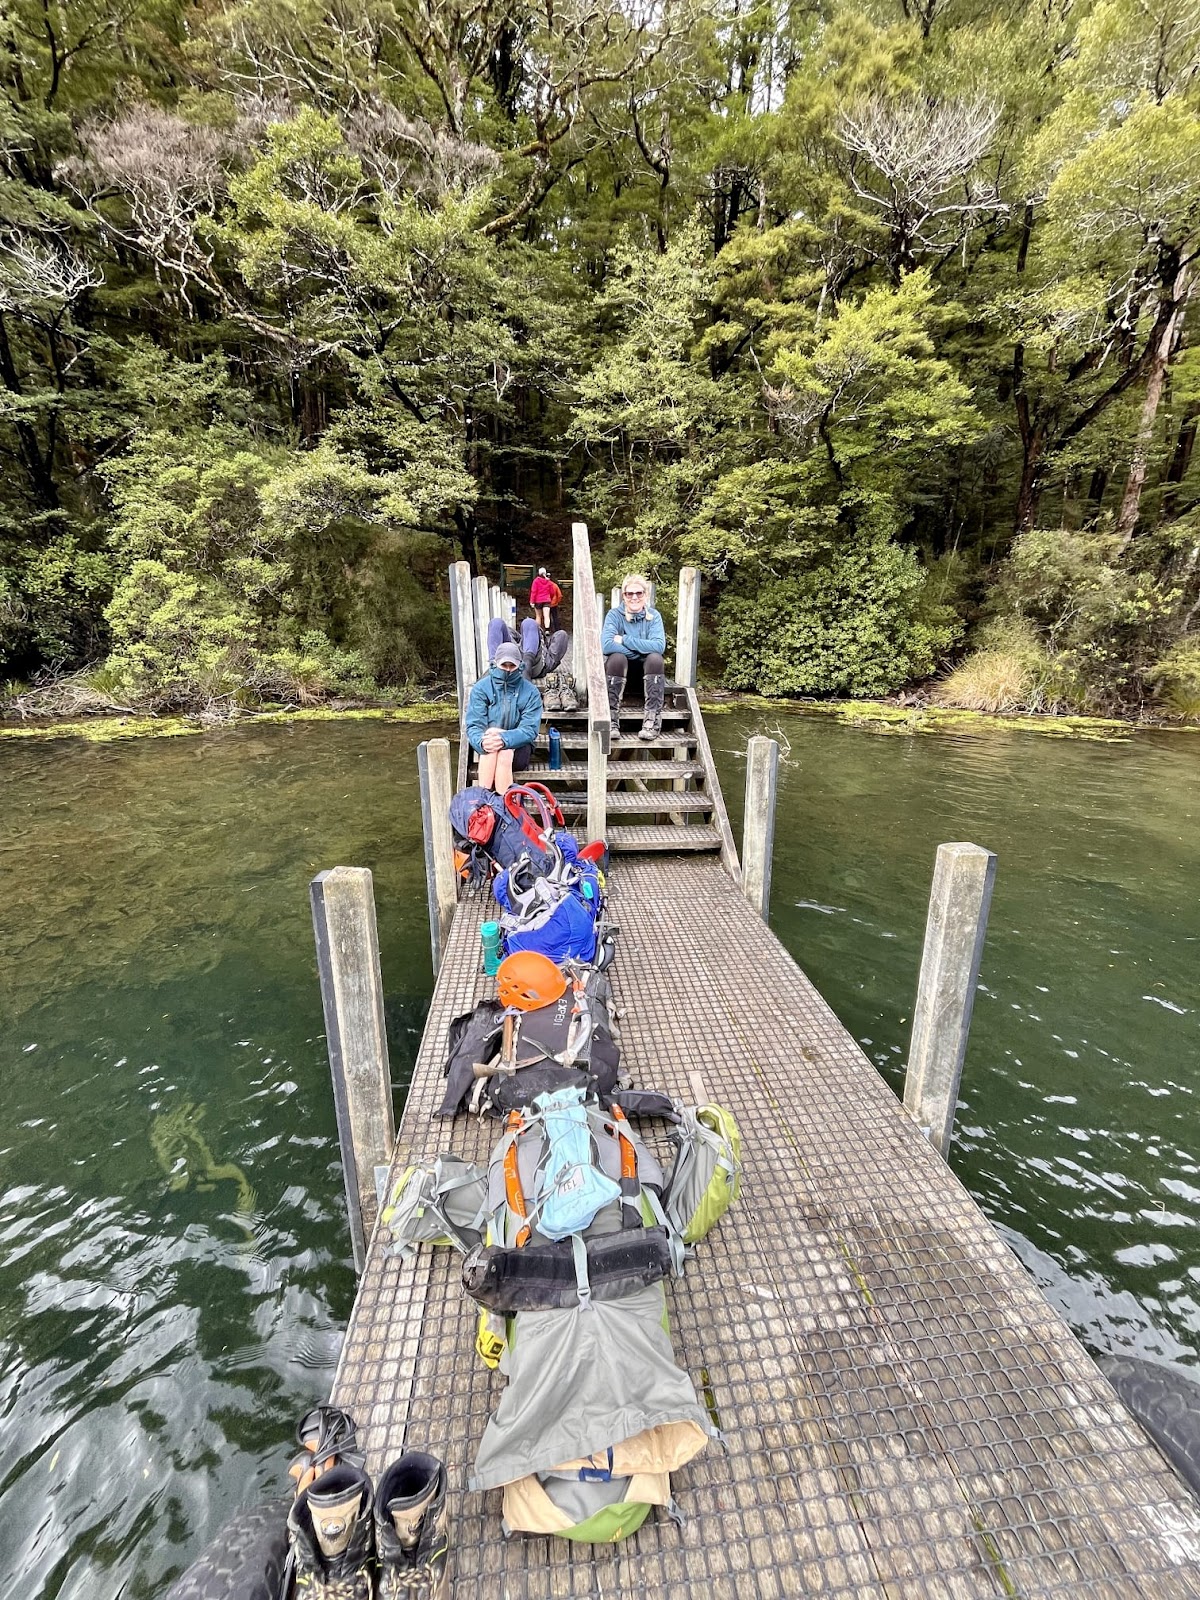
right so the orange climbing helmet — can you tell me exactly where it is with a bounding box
[496,950,568,1012]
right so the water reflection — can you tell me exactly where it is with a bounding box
[1,712,1197,1596]
[715,712,1200,1367]
[0,724,433,1599]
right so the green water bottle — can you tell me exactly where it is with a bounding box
[480,920,502,976]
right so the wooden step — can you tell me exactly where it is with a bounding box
[607,824,722,852]
[533,706,690,725]
[521,760,705,783]
[539,732,698,753]
[555,791,714,814]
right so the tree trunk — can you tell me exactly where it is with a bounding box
[1115,267,1192,549]
[0,312,60,510]
[1014,442,1044,533]
[1162,406,1198,521]
[1086,467,1109,522]
[1009,203,1039,532]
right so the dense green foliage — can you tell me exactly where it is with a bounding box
[1,0,1197,711]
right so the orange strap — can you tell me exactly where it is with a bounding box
[503,1111,531,1247]
[610,1104,638,1182]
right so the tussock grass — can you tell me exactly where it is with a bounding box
[934,649,1035,714]
[933,619,1068,715]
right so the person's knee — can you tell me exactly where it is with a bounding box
[520,618,540,653]
[645,652,665,675]
[605,654,628,679]
[486,618,514,660]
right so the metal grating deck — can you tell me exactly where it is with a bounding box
[332,858,1200,1598]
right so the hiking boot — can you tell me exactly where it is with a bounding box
[558,672,578,712]
[375,1452,449,1600]
[289,1405,365,1495]
[638,673,665,741]
[541,672,563,712]
[606,674,624,742]
[288,1463,376,1599]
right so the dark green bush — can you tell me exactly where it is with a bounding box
[717,542,959,698]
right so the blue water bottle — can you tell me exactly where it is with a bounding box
[480,921,502,976]
[547,726,562,770]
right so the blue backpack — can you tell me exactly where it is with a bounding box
[493,846,602,964]
[449,785,563,877]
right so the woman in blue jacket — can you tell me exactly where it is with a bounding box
[465,641,544,791]
[601,574,667,742]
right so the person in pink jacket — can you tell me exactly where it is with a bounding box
[529,568,562,632]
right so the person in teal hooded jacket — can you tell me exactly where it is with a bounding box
[466,640,544,791]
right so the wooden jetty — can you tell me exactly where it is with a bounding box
[325,528,1200,1597]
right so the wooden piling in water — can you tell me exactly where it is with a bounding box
[742,736,779,919]
[309,866,396,1272]
[418,739,457,974]
[903,841,996,1157]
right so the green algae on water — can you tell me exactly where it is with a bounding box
[698,695,1135,741]
[0,702,458,743]
[150,1101,257,1240]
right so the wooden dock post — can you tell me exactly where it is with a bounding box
[903,842,997,1157]
[309,866,396,1273]
[449,560,477,715]
[742,736,779,919]
[417,739,457,974]
[676,566,700,687]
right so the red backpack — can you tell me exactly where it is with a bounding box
[503,783,564,853]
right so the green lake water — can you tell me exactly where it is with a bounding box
[1,713,1198,1596]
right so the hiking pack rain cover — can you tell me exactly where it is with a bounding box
[470,1282,711,1540]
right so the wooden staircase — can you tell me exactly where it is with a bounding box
[462,681,739,868]
[451,526,739,877]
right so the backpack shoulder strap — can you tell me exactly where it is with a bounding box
[500,1111,532,1248]
[608,1103,644,1230]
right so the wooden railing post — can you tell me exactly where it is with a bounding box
[418,739,457,973]
[904,843,997,1157]
[472,574,492,672]
[742,736,779,919]
[489,583,502,623]
[309,866,396,1273]
[449,560,477,715]
[676,566,700,688]
[572,522,609,840]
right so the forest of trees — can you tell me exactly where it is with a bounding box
[1,0,1198,717]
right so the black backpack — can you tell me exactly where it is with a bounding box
[434,965,623,1118]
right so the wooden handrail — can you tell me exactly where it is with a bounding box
[571,521,609,839]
